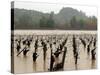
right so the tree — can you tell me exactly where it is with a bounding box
[85,16,97,30]
[39,16,47,28]
[70,16,77,29]
[47,12,55,28]
[18,12,33,29]
[78,19,84,29]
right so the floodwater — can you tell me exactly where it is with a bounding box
[12,30,97,74]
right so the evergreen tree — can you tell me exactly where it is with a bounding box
[70,16,77,28]
[47,12,55,28]
[39,16,47,28]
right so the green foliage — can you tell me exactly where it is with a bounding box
[39,16,47,28]
[77,19,85,29]
[47,12,55,28]
[12,8,97,30]
[39,12,55,29]
[70,16,77,28]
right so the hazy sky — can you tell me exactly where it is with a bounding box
[14,1,97,17]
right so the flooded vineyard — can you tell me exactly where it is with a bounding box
[11,30,97,74]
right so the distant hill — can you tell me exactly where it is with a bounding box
[55,7,86,23]
[11,7,97,30]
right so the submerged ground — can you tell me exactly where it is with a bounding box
[11,30,97,74]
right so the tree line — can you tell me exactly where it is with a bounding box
[12,8,97,30]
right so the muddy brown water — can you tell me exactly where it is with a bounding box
[12,30,97,74]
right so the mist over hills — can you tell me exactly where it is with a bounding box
[11,7,97,30]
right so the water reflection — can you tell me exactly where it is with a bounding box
[91,60,96,69]
[33,62,36,72]
[43,60,46,71]
[12,31,97,73]
[75,64,78,70]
